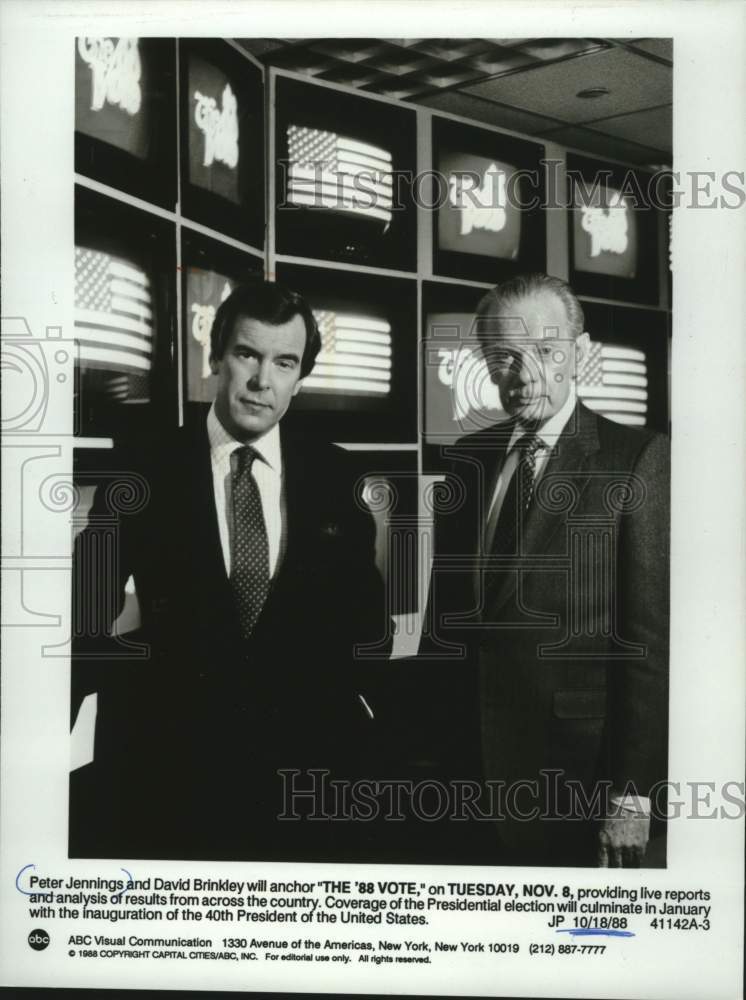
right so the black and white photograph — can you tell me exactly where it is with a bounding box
[1,2,744,997]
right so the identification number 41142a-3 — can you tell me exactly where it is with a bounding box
[650,918,710,931]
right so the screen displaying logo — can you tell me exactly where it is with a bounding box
[77,37,142,115]
[573,186,638,279]
[185,268,234,403]
[424,313,507,443]
[194,84,239,170]
[286,126,393,228]
[439,151,522,260]
[187,56,241,203]
[75,37,148,158]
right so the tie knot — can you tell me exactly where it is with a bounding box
[233,445,258,475]
[517,432,545,459]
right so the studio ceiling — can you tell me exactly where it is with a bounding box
[237,37,673,166]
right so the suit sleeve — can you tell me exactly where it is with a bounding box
[611,432,670,798]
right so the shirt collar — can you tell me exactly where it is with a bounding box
[207,402,282,473]
[508,387,577,454]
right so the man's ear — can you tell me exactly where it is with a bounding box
[575,332,591,370]
[292,378,304,397]
[209,354,220,376]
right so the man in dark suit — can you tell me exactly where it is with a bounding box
[424,273,669,867]
[70,279,389,861]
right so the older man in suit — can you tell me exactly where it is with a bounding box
[70,279,389,861]
[425,273,669,867]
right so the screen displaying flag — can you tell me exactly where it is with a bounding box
[286,125,393,227]
[305,311,392,396]
[578,340,648,426]
[74,246,154,402]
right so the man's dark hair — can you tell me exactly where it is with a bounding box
[210,278,322,378]
[475,272,585,347]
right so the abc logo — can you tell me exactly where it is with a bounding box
[28,929,50,951]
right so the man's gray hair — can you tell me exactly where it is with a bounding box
[475,273,585,346]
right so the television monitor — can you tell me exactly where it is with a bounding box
[74,187,177,440]
[181,230,264,405]
[274,74,417,271]
[433,116,546,284]
[275,264,417,443]
[179,40,264,248]
[75,37,176,207]
[567,153,660,305]
[580,301,670,433]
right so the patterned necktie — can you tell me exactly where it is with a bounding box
[489,431,546,555]
[230,445,270,640]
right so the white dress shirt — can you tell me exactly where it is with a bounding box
[206,403,285,578]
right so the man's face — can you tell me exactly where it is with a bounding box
[481,291,589,425]
[210,313,307,442]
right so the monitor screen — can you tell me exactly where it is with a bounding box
[580,300,669,433]
[185,267,235,403]
[74,185,177,439]
[74,244,154,408]
[438,152,522,261]
[578,340,648,427]
[274,75,417,271]
[179,40,264,248]
[572,186,638,280]
[286,124,393,229]
[187,54,241,204]
[181,228,264,406]
[276,264,417,443]
[423,312,508,445]
[75,38,176,207]
[304,310,392,399]
[75,37,149,159]
[567,153,660,306]
[432,116,546,284]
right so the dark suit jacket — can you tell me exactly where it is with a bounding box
[70,419,390,861]
[423,403,670,865]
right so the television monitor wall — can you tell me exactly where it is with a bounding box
[274,75,417,271]
[438,152,523,261]
[572,186,639,280]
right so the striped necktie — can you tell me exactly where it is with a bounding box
[230,445,270,639]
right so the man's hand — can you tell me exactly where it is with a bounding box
[597,811,650,867]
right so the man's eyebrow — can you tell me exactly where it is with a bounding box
[275,351,301,362]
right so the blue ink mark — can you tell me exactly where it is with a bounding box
[120,869,134,897]
[16,864,36,895]
[556,928,634,938]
